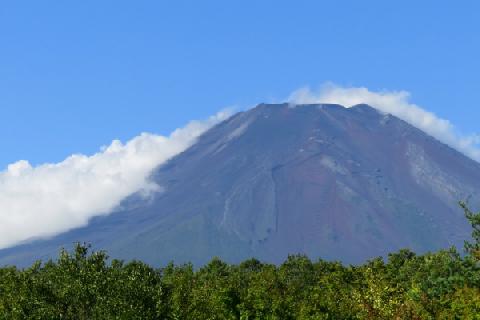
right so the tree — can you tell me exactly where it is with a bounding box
[461,202,480,260]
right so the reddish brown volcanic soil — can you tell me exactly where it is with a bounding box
[2,103,480,267]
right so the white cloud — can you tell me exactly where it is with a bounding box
[288,84,480,162]
[0,110,231,250]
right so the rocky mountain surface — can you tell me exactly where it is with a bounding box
[2,103,480,266]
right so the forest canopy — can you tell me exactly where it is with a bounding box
[0,204,479,319]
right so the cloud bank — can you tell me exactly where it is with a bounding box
[289,84,480,162]
[0,111,231,250]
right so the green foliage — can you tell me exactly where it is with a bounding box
[462,201,480,260]
[0,203,480,318]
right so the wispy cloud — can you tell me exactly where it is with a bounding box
[0,110,231,249]
[289,84,480,162]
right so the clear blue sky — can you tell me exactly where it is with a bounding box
[1,1,479,169]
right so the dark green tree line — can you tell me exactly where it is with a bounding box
[0,204,479,319]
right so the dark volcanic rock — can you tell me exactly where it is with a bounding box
[2,103,480,266]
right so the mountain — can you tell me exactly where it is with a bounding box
[1,103,480,267]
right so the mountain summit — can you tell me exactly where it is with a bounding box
[2,103,480,266]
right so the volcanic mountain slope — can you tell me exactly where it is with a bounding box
[1,103,480,267]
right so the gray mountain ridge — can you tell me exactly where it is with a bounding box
[1,103,480,267]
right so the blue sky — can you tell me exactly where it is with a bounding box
[1,1,479,169]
